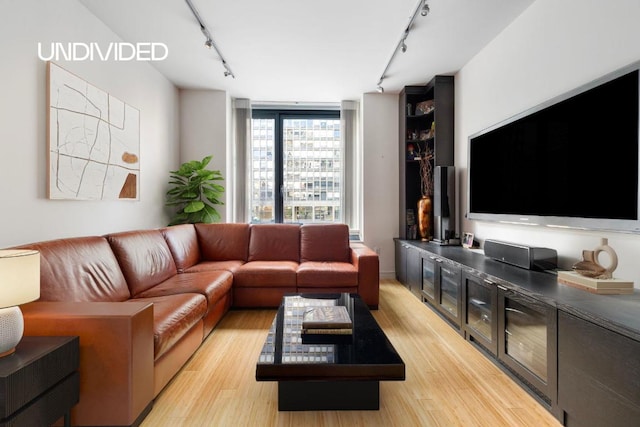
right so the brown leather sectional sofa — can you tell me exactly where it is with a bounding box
[14,222,379,426]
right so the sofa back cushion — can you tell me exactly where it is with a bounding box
[248,224,300,262]
[14,236,131,302]
[300,223,351,263]
[195,223,250,261]
[161,224,200,272]
[106,230,177,296]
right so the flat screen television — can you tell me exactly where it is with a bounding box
[467,62,640,233]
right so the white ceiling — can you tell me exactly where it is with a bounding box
[80,0,534,103]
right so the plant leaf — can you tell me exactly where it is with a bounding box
[184,201,205,213]
[200,204,220,223]
[200,155,212,169]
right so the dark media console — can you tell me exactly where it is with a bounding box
[394,239,640,426]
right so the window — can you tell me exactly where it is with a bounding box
[250,110,342,224]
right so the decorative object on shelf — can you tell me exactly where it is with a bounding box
[165,155,225,225]
[418,122,436,141]
[417,147,434,241]
[406,103,412,116]
[572,238,618,279]
[417,196,432,242]
[462,232,475,249]
[407,143,418,160]
[0,250,40,357]
[559,238,632,295]
[416,99,434,115]
[557,271,633,295]
[48,62,140,200]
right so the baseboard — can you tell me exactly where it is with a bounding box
[380,271,396,280]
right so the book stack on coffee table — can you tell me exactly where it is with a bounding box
[302,305,353,335]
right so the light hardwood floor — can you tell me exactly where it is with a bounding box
[141,279,562,426]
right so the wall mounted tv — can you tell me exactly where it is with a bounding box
[467,62,640,233]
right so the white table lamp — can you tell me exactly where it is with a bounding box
[0,249,40,357]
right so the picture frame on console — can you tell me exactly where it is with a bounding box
[462,232,474,249]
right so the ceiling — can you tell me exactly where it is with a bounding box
[80,0,535,103]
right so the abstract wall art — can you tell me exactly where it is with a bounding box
[47,62,140,200]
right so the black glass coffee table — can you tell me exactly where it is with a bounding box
[255,293,405,411]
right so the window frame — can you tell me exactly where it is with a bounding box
[251,109,341,224]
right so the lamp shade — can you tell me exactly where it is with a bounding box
[0,249,40,308]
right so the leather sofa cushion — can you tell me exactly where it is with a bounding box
[15,236,131,302]
[185,260,245,274]
[297,261,358,287]
[195,223,249,261]
[136,270,233,311]
[300,223,350,263]
[107,230,177,296]
[248,224,300,262]
[234,261,298,287]
[131,293,207,360]
[161,224,200,272]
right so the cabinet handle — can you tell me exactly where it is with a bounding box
[435,259,443,263]
[484,279,494,285]
[497,285,507,291]
[429,256,437,260]
[505,307,526,315]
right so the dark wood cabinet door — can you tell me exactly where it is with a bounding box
[497,287,557,407]
[558,311,640,426]
[463,272,498,355]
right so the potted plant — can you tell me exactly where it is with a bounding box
[165,155,224,225]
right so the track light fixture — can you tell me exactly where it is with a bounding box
[185,0,235,78]
[376,0,430,92]
[421,1,430,17]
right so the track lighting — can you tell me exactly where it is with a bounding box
[421,1,430,17]
[375,0,430,92]
[185,0,235,79]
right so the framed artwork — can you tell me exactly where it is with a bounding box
[462,232,474,249]
[47,62,140,200]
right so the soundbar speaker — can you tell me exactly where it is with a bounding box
[433,166,456,244]
[484,239,557,271]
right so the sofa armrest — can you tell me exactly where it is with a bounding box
[350,244,380,309]
[21,301,154,427]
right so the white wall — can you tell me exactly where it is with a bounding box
[179,89,229,222]
[0,0,180,247]
[362,93,399,278]
[455,0,640,286]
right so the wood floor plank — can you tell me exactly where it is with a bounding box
[141,279,562,426]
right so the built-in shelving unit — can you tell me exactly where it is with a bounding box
[398,76,454,240]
